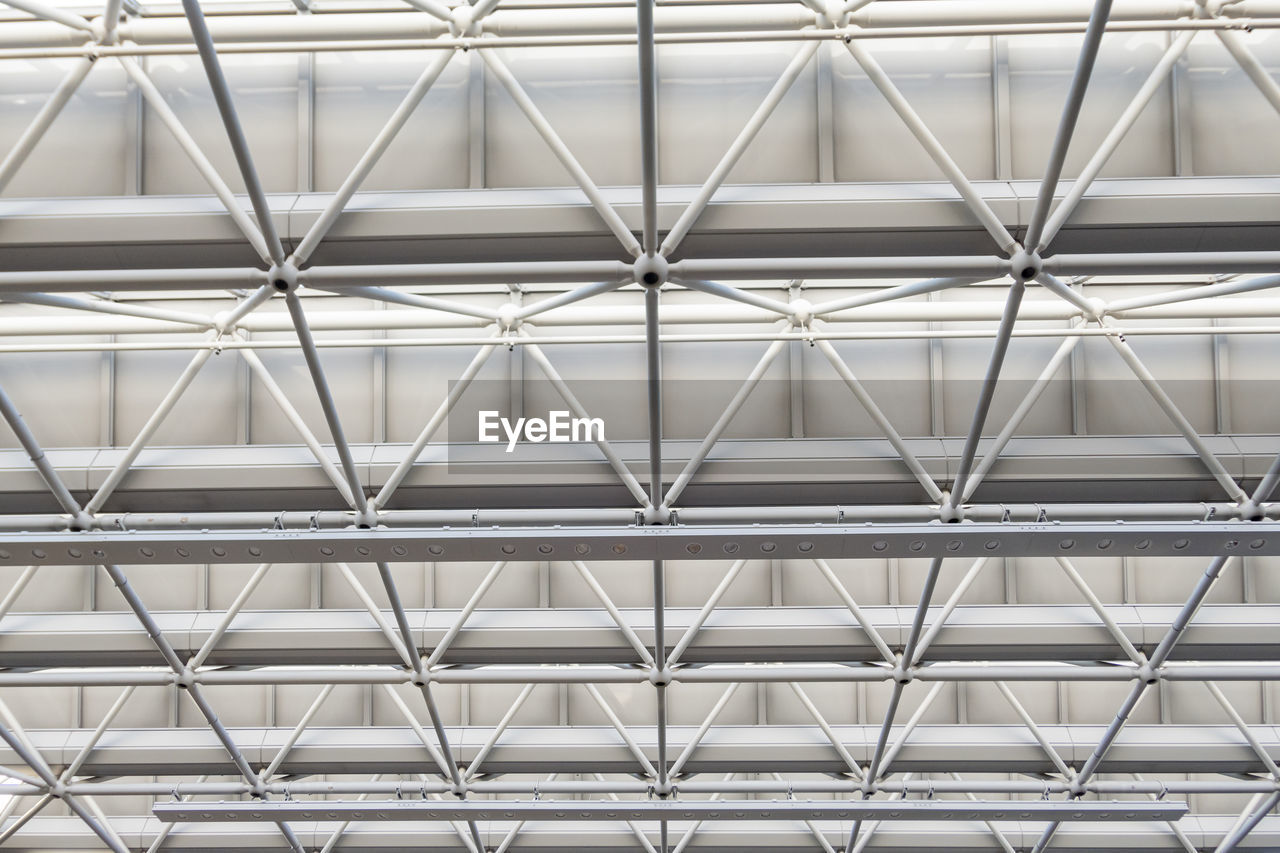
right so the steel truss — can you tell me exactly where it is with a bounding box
[0,0,1279,850]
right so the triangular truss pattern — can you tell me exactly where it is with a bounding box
[0,0,1279,850]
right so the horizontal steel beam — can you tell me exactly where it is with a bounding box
[4,178,1278,270]
[2,435,1275,515]
[153,799,1189,823]
[6,814,1270,852]
[0,521,1273,566]
[2,1,1279,51]
[9,724,1279,777]
[0,605,1273,668]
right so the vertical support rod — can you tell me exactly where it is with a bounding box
[636,0,658,255]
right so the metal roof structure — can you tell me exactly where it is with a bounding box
[0,0,1279,850]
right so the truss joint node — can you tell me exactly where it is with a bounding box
[269,263,299,294]
[938,497,963,524]
[643,504,672,525]
[649,666,673,687]
[634,254,669,288]
[1009,248,1043,282]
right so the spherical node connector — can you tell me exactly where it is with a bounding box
[938,500,963,524]
[250,781,268,799]
[1008,249,1042,282]
[649,666,673,687]
[653,780,675,798]
[1138,664,1160,685]
[50,782,68,799]
[451,780,469,797]
[411,670,430,688]
[1241,500,1266,522]
[817,0,848,28]
[355,507,379,529]
[1085,296,1108,321]
[175,668,196,690]
[449,5,481,36]
[643,505,671,525]
[268,263,299,293]
[891,664,912,685]
[498,302,521,332]
[789,298,814,327]
[633,254,669,289]
[70,511,96,532]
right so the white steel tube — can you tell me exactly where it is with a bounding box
[1107,272,1280,313]
[0,55,95,195]
[0,381,87,522]
[522,337,652,507]
[3,291,213,329]
[1023,0,1114,253]
[1205,681,1280,779]
[662,338,788,508]
[284,291,370,516]
[962,332,1082,502]
[379,685,451,779]
[425,561,507,667]
[812,557,896,664]
[262,684,335,779]
[516,279,629,321]
[1103,322,1249,503]
[464,684,537,780]
[844,38,1018,254]
[995,681,1077,780]
[659,39,820,257]
[189,562,273,669]
[336,561,415,669]
[1037,29,1195,251]
[0,0,94,32]
[667,684,740,778]
[673,278,794,317]
[1216,28,1280,117]
[875,680,946,776]
[84,346,215,514]
[119,57,272,265]
[909,557,990,665]
[570,560,656,667]
[373,342,499,509]
[948,282,1025,508]
[289,46,459,266]
[665,559,748,666]
[811,276,979,316]
[182,0,286,265]
[814,334,944,502]
[1055,556,1145,665]
[236,343,357,506]
[103,0,124,44]
[637,0,659,255]
[789,681,865,779]
[584,684,659,778]
[480,46,642,257]
[308,283,497,322]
